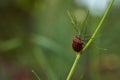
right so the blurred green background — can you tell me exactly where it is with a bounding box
[0,0,120,80]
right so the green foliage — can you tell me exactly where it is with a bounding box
[0,0,120,80]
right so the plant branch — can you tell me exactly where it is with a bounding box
[32,70,41,80]
[66,0,115,80]
[67,10,80,34]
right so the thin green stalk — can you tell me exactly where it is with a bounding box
[32,70,41,80]
[66,0,115,80]
[80,10,89,36]
[66,53,80,80]
[67,10,80,34]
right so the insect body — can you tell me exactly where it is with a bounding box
[72,36,84,52]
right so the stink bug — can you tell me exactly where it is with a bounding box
[72,36,84,52]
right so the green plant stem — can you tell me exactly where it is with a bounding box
[67,53,80,80]
[32,70,41,80]
[67,10,80,34]
[66,0,115,80]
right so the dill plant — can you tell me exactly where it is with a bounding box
[66,0,115,80]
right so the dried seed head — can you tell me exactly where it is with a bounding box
[72,36,84,52]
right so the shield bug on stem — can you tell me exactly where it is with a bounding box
[72,35,84,52]
[67,10,89,53]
